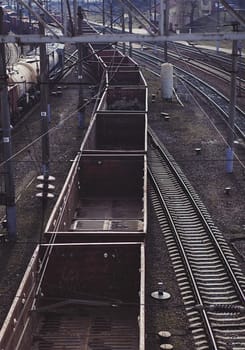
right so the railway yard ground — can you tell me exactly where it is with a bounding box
[0,57,245,349]
[145,68,245,349]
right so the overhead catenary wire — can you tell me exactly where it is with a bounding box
[0,35,135,170]
[171,41,245,171]
[1,43,245,172]
[0,43,126,238]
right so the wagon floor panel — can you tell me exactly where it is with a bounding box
[70,197,143,232]
[32,306,139,350]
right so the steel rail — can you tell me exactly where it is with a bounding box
[148,167,218,350]
[166,42,245,73]
[148,127,245,349]
[144,42,245,88]
[148,126,245,303]
[130,48,245,140]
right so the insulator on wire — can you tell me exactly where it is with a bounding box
[36,175,55,199]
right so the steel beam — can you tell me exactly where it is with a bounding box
[117,0,158,35]
[31,0,64,31]
[219,0,245,27]
[15,0,60,38]
[0,32,245,44]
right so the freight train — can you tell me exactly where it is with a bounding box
[1,23,64,126]
[0,20,148,350]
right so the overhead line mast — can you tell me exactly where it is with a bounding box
[0,7,16,241]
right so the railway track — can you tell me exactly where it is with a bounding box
[131,47,245,140]
[0,48,81,215]
[144,42,245,95]
[140,41,245,78]
[148,127,245,350]
[167,42,245,79]
[0,46,93,329]
[174,65,245,139]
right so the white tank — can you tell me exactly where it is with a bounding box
[5,43,20,65]
[161,63,173,100]
[7,60,38,99]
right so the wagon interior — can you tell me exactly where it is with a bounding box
[98,87,147,111]
[75,155,144,230]
[0,244,144,350]
[35,244,142,350]
[83,112,147,151]
[44,154,146,239]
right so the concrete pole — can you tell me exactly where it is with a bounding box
[128,8,132,57]
[66,0,74,35]
[73,0,78,35]
[159,0,164,35]
[39,15,50,178]
[122,4,126,54]
[19,8,24,55]
[216,0,221,53]
[226,24,239,173]
[164,0,169,62]
[110,0,113,30]
[77,6,85,128]
[102,0,105,33]
[61,0,64,31]
[63,0,67,36]
[154,0,156,23]
[28,0,32,27]
[149,0,152,21]
[0,7,16,240]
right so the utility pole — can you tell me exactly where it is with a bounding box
[159,0,168,61]
[122,4,126,54]
[73,0,78,35]
[77,6,85,128]
[36,14,51,236]
[216,0,221,53]
[237,40,242,97]
[154,0,157,24]
[62,0,67,36]
[28,0,32,27]
[164,0,169,62]
[110,0,113,30]
[226,22,239,173]
[159,0,164,35]
[0,7,16,240]
[61,0,64,32]
[102,0,105,33]
[128,8,132,57]
[19,8,24,55]
[39,15,50,178]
